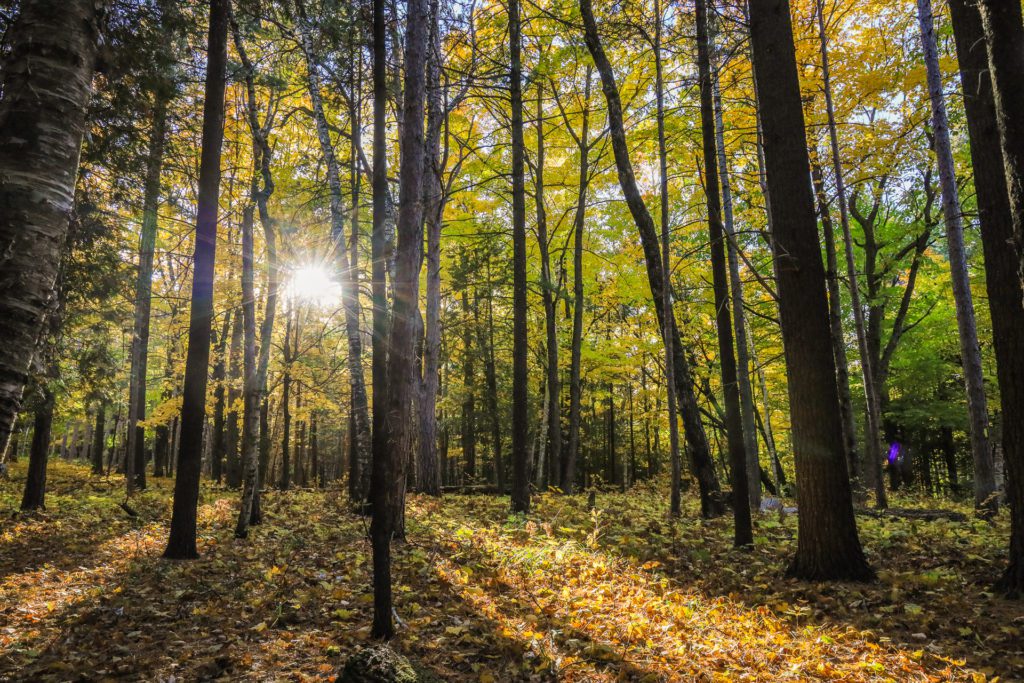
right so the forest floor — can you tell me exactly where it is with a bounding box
[0,462,1021,682]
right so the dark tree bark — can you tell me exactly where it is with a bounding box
[563,68,592,495]
[0,0,103,453]
[509,0,530,515]
[580,0,724,517]
[225,306,243,488]
[163,0,230,560]
[477,274,504,493]
[533,84,561,493]
[951,0,1024,596]
[460,290,477,480]
[126,94,168,495]
[91,402,106,477]
[370,0,431,639]
[747,0,872,580]
[696,0,752,545]
[917,0,996,513]
[20,386,54,511]
[418,0,443,497]
[280,309,294,490]
[210,312,231,484]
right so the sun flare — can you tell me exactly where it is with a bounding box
[285,263,342,307]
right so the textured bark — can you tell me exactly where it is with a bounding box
[917,0,996,513]
[713,62,760,510]
[371,0,430,639]
[816,0,885,508]
[91,403,106,477]
[163,0,230,560]
[950,0,1024,596]
[235,194,260,536]
[697,0,752,545]
[811,159,859,484]
[563,68,592,495]
[20,386,54,511]
[295,0,372,506]
[748,0,872,580]
[0,0,103,454]
[509,0,530,515]
[460,290,476,480]
[126,96,167,495]
[534,84,561,493]
[210,312,231,484]
[580,0,724,517]
[225,306,243,488]
[417,0,443,497]
[281,310,293,491]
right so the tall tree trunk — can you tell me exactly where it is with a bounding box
[295,0,373,507]
[563,67,592,495]
[534,83,561,493]
[461,290,477,481]
[418,0,443,497]
[126,95,168,495]
[235,177,261,536]
[810,158,859,485]
[509,0,530,515]
[210,312,231,484]
[225,306,243,488]
[917,0,996,513]
[370,0,390,519]
[371,0,430,639]
[748,0,872,580]
[815,0,886,508]
[580,0,724,517]
[280,309,293,490]
[479,271,504,493]
[91,402,106,477]
[713,54,760,510]
[163,0,230,560]
[950,0,1024,596]
[0,0,103,454]
[20,386,54,511]
[696,0,752,544]
[653,0,684,518]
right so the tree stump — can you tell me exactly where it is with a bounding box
[339,645,439,683]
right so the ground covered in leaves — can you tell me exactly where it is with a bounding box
[1,462,1022,681]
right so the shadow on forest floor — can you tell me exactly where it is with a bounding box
[0,462,1020,681]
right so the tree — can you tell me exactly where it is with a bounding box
[696,0,752,542]
[509,0,531,515]
[370,0,431,639]
[951,0,1024,597]
[0,0,104,455]
[916,0,996,514]
[580,0,724,518]
[747,0,872,580]
[163,0,230,560]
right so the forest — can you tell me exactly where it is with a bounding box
[0,0,1023,679]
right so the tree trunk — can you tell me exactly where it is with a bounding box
[163,0,230,560]
[235,177,261,537]
[563,67,592,495]
[210,311,231,484]
[509,0,530,516]
[461,290,477,481]
[534,83,561,494]
[748,0,872,580]
[91,402,106,476]
[0,0,103,454]
[479,270,504,493]
[713,52,760,510]
[815,0,886,508]
[418,0,443,497]
[696,0,752,544]
[225,305,243,488]
[917,0,996,514]
[951,0,1024,596]
[810,158,859,486]
[580,0,724,517]
[20,386,54,511]
[281,310,293,490]
[126,95,168,495]
[370,0,430,640]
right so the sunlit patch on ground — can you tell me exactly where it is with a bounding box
[0,462,1019,681]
